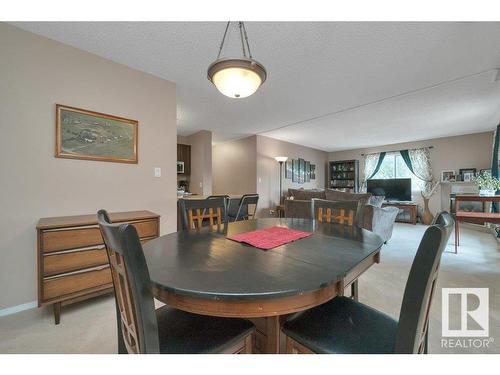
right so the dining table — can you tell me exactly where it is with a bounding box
[143,217,384,354]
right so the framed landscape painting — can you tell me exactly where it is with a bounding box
[56,104,138,163]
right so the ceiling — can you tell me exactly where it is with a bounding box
[12,22,500,152]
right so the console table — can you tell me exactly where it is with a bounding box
[382,202,418,225]
[37,210,160,324]
[454,195,500,254]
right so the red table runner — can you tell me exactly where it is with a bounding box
[227,226,312,250]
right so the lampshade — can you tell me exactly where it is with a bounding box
[274,156,288,163]
[208,58,266,99]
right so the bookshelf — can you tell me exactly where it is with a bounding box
[329,159,359,192]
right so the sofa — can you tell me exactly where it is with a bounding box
[284,188,399,243]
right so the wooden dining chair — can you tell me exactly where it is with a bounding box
[179,196,228,232]
[97,209,254,354]
[229,194,259,222]
[312,198,360,299]
[311,199,359,226]
[282,211,454,354]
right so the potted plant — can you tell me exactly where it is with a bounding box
[472,172,500,196]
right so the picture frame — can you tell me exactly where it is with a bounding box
[305,161,311,182]
[292,159,299,183]
[56,104,138,164]
[285,159,293,179]
[310,164,316,180]
[441,170,456,182]
[480,168,492,176]
[463,172,475,182]
[298,158,305,184]
[459,168,477,182]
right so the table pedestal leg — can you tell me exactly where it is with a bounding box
[265,316,281,354]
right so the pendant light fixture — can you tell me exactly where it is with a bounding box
[207,22,267,99]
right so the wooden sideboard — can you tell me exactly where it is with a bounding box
[37,210,160,324]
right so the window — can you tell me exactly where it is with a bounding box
[371,153,425,192]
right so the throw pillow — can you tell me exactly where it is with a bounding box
[368,195,385,208]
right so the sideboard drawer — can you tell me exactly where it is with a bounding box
[132,220,158,238]
[42,227,103,253]
[44,248,108,276]
[43,267,112,301]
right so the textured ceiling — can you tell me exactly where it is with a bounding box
[11,22,500,151]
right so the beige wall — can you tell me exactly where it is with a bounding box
[256,135,328,217]
[177,131,213,195]
[328,131,494,214]
[213,135,327,216]
[186,131,213,196]
[212,136,258,195]
[0,24,177,310]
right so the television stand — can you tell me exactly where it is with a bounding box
[382,201,418,225]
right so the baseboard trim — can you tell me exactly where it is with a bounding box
[0,301,37,317]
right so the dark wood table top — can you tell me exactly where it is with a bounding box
[143,218,383,301]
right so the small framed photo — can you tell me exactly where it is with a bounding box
[480,168,492,176]
[441,170,456,182]
[459,168,477,181]
[463,172,475,182]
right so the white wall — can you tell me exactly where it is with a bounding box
[0,24,177,310]
[328,131,494,215]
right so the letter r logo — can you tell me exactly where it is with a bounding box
[442,288,489,337]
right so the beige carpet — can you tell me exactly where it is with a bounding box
[1,223,498,354]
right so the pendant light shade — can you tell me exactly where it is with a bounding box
[207,22,267,99]
[208,58,266,98]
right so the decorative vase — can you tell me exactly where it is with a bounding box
[479,189,496,196]
[420,194,434,225]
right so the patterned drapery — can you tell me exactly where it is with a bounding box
[362,153,382,191]
[408,147,433,195]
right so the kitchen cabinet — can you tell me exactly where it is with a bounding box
[177,143,191,175]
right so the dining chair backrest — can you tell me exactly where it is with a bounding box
[97,210,159,354]
[179,196,228,232]
[233,194,259,222]
[395,211,454,353]
[311,198,358,226]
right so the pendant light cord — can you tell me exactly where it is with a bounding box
[216,22,230,59]
[216,21,253,60]
[241,22,253,59]
[239,22,247,58]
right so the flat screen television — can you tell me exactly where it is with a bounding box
[367,178,412,202]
